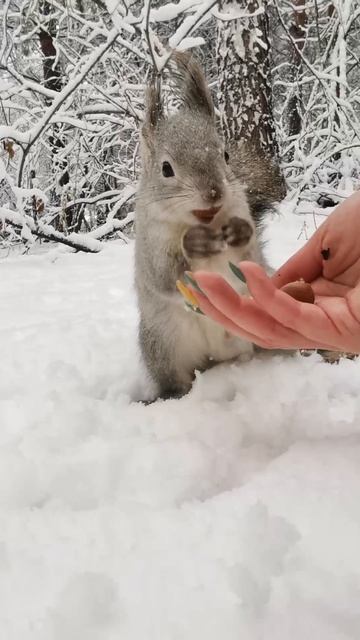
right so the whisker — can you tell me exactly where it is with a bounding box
[142,194,194,207]
[136,190,195,203]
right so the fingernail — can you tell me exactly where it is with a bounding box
[176,280,199,307]
[228,262,246,283]
[185,302,205,315]
[184,271,204,294]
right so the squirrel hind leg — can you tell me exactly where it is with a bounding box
[139,320,193,401]
[151,368,193,401]
[158,384,191,401]
[139,374,192,403]
[134,370,191,403]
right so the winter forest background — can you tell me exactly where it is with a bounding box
[1,0,360,254]
[3,3,360,636]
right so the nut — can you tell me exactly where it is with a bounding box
[281,280,315,304]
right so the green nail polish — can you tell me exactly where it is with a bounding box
[185,302,205,315]
[184,272,204,294]
[228,262,246,283]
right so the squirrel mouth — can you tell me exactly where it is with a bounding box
[192,206,221,223]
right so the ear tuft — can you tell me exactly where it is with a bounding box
[170,50,214,118]
[142,72,163,140]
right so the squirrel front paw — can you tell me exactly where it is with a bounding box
[222,217,253,247]
[182,225,224,259]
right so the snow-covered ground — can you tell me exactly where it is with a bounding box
[1,207,360,639]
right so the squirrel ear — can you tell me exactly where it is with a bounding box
[171,50,214,118]
[142,72,163,143]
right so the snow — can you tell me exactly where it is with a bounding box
[1,205,360,638]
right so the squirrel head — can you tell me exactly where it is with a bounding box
[138,51,237,227]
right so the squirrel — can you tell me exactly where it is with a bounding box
[135,52,273,400]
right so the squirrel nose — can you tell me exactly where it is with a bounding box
[204,185,222,204]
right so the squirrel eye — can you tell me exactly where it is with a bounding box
[162,161,175,178]
[224,151,230,164]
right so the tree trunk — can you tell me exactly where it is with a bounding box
[327,2,341,154]
[39,1,72,229]
[216,0,286,214]
[216,0,278,155]
[288,0,307,138]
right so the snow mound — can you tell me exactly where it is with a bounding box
[1,209,360,638]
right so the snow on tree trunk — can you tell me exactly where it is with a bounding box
[216,0,279,157]
[288,0,307,138]
[39,1,73,232]
[216,0,286,209]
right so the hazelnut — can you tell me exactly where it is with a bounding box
[281,280,315,304]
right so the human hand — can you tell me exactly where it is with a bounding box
[183,191,360,353]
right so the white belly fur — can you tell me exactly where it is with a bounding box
[170,293,253,383]
[176,243,256,374]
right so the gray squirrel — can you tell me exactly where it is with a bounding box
[135,52,273,400]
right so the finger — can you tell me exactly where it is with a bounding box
[314,290,360,348]
[194,286,335,351]
[272,229,324,288]
[311,278,350,297]
[346,284,360,321]
[191,288,273,348]
[193,272,330,349]
[240,261,340,344]
[320,192,360,281]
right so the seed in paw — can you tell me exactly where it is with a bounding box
[281,280,315,304]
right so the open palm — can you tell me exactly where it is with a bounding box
[192,192,360,353]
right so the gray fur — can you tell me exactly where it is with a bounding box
[135,52,268,400]
[229,140,286,223]
[169,50,215,117]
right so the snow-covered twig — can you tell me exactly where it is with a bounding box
[1,207,103,253]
